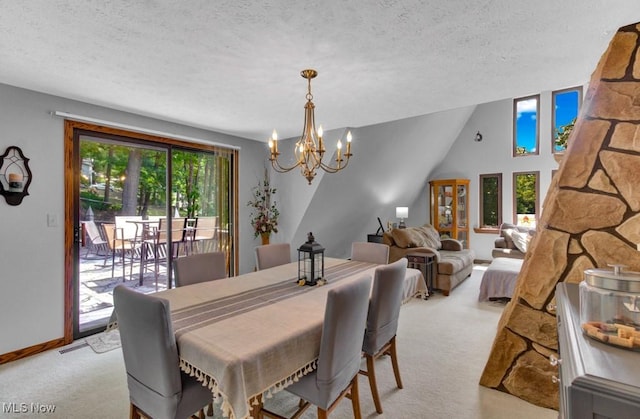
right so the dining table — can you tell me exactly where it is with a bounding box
[154,257,427,419]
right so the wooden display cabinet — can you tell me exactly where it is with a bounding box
[429,178,470,249]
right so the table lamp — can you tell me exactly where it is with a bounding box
[396,207,408,229]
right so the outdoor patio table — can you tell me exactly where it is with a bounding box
[154,257,426,419]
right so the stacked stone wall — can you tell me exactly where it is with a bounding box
[480,22,640,410]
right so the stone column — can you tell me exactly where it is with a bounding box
[480,22,640,410]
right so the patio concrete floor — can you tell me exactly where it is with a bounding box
[79,247,169,329]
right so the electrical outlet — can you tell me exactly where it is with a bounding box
[47,213,58,227]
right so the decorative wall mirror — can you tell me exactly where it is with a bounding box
[0,146,32,205]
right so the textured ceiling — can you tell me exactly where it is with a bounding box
[1,1,639,141]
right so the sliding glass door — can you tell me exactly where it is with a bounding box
[77,137,169,335]
[67,122,237,340]
[172,148,235,274]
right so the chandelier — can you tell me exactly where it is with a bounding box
[268,69,353,185]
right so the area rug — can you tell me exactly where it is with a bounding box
[85,329,121,354]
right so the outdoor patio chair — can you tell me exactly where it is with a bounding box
[102,223,139,282]
[190,216,218,254]
[144,217,187,287]
[83,220,108,258]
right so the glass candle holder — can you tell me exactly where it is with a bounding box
[8,173,23,192]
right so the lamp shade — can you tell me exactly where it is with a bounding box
[396,207,409,219]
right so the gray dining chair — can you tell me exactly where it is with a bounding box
[263,274,373,419]
[359,257,407,414]
[351,242,390,264]
[113,285,212,419]
[174,251,227,287]
[255,243,291,270]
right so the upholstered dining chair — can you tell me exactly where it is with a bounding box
[255,243,291,270]
[351,242,390,264]
[359,257,408,414]
[113,285,212,419]
[174,251,227,287]
[262,274,373,419]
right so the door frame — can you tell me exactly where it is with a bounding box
[63,120,239,344]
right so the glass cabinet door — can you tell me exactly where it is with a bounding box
[456,184,467,229]
[438,185,453,229]
[429,179,470,248]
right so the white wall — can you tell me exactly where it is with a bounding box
[0,83,266,355]
[430,87,583,260]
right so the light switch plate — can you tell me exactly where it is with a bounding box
[47,213,58,227]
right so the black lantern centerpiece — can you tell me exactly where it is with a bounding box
[297,232,325,286]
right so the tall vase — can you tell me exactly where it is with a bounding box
[261,232,270,245]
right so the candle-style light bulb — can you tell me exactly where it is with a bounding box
[346,131,352,155]
[317,125,324,152]
[337,139,342,150]
[271,129,278,153]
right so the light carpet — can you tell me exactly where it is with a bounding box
[0,265,557,419]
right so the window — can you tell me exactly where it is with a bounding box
[513,95,540,156]
[552,86,582,153]
[479,173,502,228]
[513,171,539,227]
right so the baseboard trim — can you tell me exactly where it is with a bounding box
[0,338,66,365]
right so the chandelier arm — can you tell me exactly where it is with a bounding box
[318,157,350,173]
[270,157,302,173]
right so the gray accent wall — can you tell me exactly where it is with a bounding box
[0,80,577,357]
[270,106,476,259]
[0,83,265,354]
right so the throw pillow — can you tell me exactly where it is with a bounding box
[391,228,414,248]
[501,228,515,249]
[508,229,531,253]
[418,224,442,249]
[410,228,429,247]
